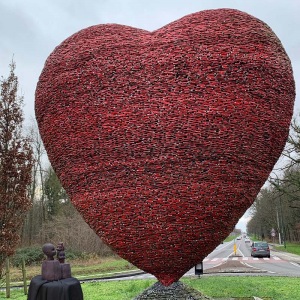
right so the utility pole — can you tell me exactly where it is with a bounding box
[279,195,286,248]
[276,209,282,245]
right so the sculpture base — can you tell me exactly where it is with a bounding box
[61,263,71,279]
[133,281,212,299]
[41,260,61,281]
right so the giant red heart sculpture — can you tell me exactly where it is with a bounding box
[35,9,295,286]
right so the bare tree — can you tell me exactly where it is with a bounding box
[269,118,300,210]
[21,120,48,246]
[0,61,33,276]
[248,185,300,242]
[39,204,114,256]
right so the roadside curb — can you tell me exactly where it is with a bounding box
[79,270,146,283]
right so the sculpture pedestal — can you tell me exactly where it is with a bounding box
[28,275,83,300]
[41,260,61,281]
[134,281,212,299]
[61,263,71,279]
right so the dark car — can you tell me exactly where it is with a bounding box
[251,241,270,258]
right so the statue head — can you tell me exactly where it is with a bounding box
[42,243,56,260]
[57,249,66,264]
[56,242,64,251]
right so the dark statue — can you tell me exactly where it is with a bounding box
[56,242,66,264]
[42,243,56,260]
[41,242,71,280]
[28,243,83,300]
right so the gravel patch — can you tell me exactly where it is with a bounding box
[134,281,212,299]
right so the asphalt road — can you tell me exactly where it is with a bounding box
[115,237,300,281]
[202,237,300,277]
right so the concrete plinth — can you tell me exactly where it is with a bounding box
[133,281,213,300]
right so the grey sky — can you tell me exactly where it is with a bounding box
[0,0,298,122]
[1,0,299,232]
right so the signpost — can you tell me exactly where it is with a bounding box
[195,262,203,276]
[271,228,276,243]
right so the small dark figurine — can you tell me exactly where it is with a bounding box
[56,242,71,279]
[42,243,57,260]
[56,242,65,263]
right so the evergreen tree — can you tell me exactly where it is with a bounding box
[44,166,69,217]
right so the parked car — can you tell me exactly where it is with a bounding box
[251,241,270,258]
[245,238,251,243]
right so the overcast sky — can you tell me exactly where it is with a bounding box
[1,0,299,232]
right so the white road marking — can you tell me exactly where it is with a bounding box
[203,257,283,263]
[290,262,300,268]
[214,240,235,252]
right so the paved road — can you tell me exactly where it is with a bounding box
[202,238,300,277]
[112,237,300,281]
[73,239,300,300]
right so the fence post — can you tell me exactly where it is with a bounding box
[5,257,10,298]
[22,257,27,295]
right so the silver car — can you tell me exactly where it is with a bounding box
[251,241,270,258]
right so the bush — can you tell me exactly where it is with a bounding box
[11,246,105,267]
[63,249,84,260]
[11,246,44,267]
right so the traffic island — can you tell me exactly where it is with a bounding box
[133,281,212,299]
[205,260,266,274]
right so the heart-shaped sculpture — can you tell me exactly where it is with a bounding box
[35,9,295,286]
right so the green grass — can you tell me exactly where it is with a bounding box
[3,244,300,299]
[183,276,300,300]
[81,279,154,300]
[71,257,137,278]
[2,276,299,300]
[224,235,238,242]
[274,242,300,255]
[7,256,137,283]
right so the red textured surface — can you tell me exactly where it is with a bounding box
[35,9,295,286]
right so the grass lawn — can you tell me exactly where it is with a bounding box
[223,235,238,243]
[1,276,299,300]
[6,241,299,284]
[3,244,299,299]
[7,256,138,283]
[183,276,300,300]
[274,242,300,256]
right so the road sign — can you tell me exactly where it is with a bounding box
[271,228,276,237]
[195,262,203,275]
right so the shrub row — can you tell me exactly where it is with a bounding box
[11,246,92,267]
